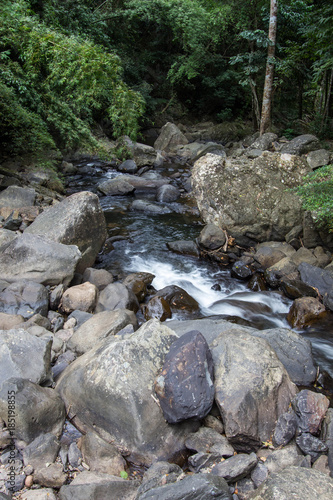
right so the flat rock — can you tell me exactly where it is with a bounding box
[98,177,136,195]
[211,452,258,483]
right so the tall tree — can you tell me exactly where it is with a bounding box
[260,0,278,134]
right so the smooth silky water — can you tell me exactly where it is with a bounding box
[66,161,333,389]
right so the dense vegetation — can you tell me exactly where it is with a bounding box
[0,0,332,158]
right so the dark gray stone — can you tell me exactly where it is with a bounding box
[118,159,138,174]
[137,473,232,500]
[231,261,254,280]
[130,199,172,214]
[273,409,298,447]
[211,453,258,483]
[95,282,139,314]
[292,390,330,434]
[153,285,200,318]
[296,433,328,462]
[185,427,234,457]
[188,452,224,473]
[0,328,52,387]
[0,378,65,444]
[167,240,199,257]
[0,186,36,208]
[321,408,333,476]
[22,433,60,470]
[68,442,82,468]
[198,224,226,250]
[98,177,136,195]
[80,430,126,475]
[0,281,49,319]
[279,134,320,155]
[137,461,183,497]
[156,184,180,202]
[251,461,269,488]
[154,330,214,423]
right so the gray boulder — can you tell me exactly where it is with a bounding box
[56,320,199,466]
[0,328,52,387]
[25,191,107,273]
[154,122,188,152]
[211,331,297,452]
[95,282,139,313]
[156,184,180,202]
[0,229,17,249]
[22,433,60,470]
[67,309,138,355]
[130,199,172,214]
[167,240,200,257]
[0,234,81,286]
[0,378,65,443]
[306,149,331,170]
[197,224,226,250]
[211,452,258,483]
[118,159,138,174]
[58,471,139,500]
[82,268,113,291]
[279,134,320,155]
[80,431,126,476]
[185,427,234,457]
[98,177,135,195]
[249,132,278,151]
[0,281,49,319]
[249,466,333,499]
[136,473,232,500]
[0,186,36,209]
[192,153,310,245]
[298,262,333,312]
[177,141,226,163]
[119,174,170,192]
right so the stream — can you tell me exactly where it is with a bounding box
[65,158,333,390]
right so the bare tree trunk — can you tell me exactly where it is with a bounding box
[250,78,261,129]
[260,0,278,135]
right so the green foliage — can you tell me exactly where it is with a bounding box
[0,0,144,158]
[295,164,333,231]
[119,471,128,480]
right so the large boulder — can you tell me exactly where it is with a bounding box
[0,328,52,387]
[249,466,333,499]
[279,134,320,155]
[98,177,135,196]
[25,191,107,273]
[0,234,81,287]
[211,331,297,452]
[95,282,139,313]
[56,320,199,466]
[154,122,188,152]
[192,153,311,246]
[0,186,37,209]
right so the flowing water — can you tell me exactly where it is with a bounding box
[65,159,333,389]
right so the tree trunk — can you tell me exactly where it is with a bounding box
[260,0,278,135]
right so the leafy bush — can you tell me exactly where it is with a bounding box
[295,164,333,232]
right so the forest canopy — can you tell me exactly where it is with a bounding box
[0,0,332,157]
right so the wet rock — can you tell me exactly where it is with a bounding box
[279,134,320,155]
[0,329,52,386]
[266,257,299,282]
[273,409,298,447]
[95,282,139,314]
[292,390,330,434]
[56,320,199,466]
[287,297,326,329]
[154,331,214,423]
[153,285,200,318]
[136,473,232,500]
[34,463,67,488]
[98,177,136,195]
[251,466,333,499]
[82,268,113,291]
[231,261,254,280]
[59,282,99,314]
[211,331,297,452]
[22,433,60,470]
[167,240,199,257]
[154,122,188,152]
[118,159,138,174]
[58,471,140,500]
[185,427,234,457]
[247,274,267,291]
[0,234,81,287]
[0,378,65,444]
[67,309,138,355]
[80,430,126,475]
[119,174,170,192]
[211,452,258,483]
[123,272,155,302]
[296,433,328,462]
[25,191,107,274]
[156,184,180,202]
[197,224,226,250]
[144,296,172,322]
[298,262,333,296]
[280,277,318,299]
[0,281,49,319]
[130,199,172,214]
[0,186,37,209]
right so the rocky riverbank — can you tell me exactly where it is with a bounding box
[0,123,333,499]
